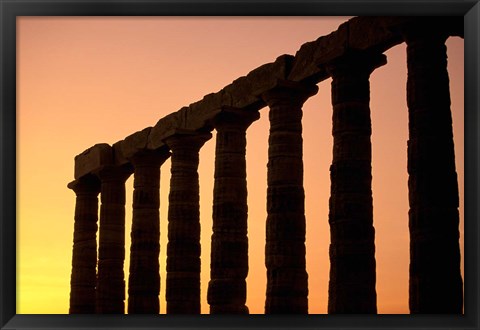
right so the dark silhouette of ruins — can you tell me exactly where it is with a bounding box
[68,16,464,314]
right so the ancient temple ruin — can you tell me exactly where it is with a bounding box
[68,16,464,314]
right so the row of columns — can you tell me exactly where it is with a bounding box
[69,28,462,314]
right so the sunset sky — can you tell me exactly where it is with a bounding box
[16,16,464,314]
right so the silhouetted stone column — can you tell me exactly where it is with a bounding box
[68,174,101,314]
[164,130,211,314]
[207,108,260,314]
[95,165,132,313]
[403,26,463,313]
[326,51,386,314]
[128,149,170,314]
[262,80,318,314]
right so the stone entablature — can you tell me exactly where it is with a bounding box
[72,16,461,178]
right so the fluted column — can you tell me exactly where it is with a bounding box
[95,164,132,313]
[262,80,318,314]
[164,130,211,314]
[68,174,101,314]
[128,149,170,314]
[207,108,260,314]
[326,51,386,314]
[403,26,463,313]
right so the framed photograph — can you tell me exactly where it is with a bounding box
[1,1,478,329]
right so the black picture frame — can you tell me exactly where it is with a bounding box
[1,1,478,329]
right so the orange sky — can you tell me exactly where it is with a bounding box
[16,16,464,314]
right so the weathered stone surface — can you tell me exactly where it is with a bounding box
[74,143,113,180]
[128,149,170,314]
[68,174,101,314]
[403,28,463,314]
[348,17,402,54]
[95,165,133,314]
[207,108,259,314]
[222,76,256,109]
[249,55,293,93]
[223,55,293,110]
[262,80,317,314]
[118,127,152,160]
[147,108,187,150]
[112,141,129,167]
[164,131,211,314]
[185,92,225,131]
[327,51,385,314]
[289,17,462,84]
[288,24,347,83]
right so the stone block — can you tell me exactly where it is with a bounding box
[348,16,403,53]
[74,143,113,179]
[185,92,225,131]
[223,55,293,109]
[117,127,151,160]
[222,76,258,110]
[246,54,293,94]
[147,108,186,150]
[288,23,348,82]
[112,141,129,166]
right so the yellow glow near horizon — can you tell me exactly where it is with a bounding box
[17,16,464,314]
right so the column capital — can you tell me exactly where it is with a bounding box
[67,174,101,195]
[391,19,450,44]
[261,79,318,106]
[163,129,212,151]
[94,164,133,183]
[130,147,171,168]
[326,50,387,77]
[211,107,260,131]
